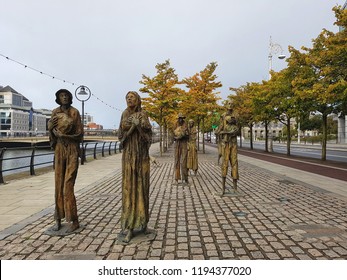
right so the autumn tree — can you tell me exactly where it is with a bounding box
[139,59,183,156]
[265,68,304,155]
[249,80,278,152]
[328,6,347,115]
[288,6,347,160]
[181,62,222,153]
[229,82,258,149]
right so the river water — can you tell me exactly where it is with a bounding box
[1,141,120,177]
[2,148,54,176]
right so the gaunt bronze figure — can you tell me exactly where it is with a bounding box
[218,100,239,194]
[173,113,189,184]
[48,89,83,233]
[118,91,152,243]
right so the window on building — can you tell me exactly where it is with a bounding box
[12,94,22,106]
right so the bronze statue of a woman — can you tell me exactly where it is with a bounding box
[117,91,152,243]
[173,113,189,184]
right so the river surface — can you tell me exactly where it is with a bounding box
[0,141,120,177]
[1,148,54,176]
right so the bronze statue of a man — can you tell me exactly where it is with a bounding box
[187,119,198,175]
[118,91,152,243]
[48,89,83,233]
[173,113,189,184]
[215,114,224,165]
[219,100,239,194]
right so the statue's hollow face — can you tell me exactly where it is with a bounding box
[58,92,70,106]
[226,100,233,110]
[188,120,194,127]
[226,116,236,125]
[178,117,185,125]
[126,92,138,108]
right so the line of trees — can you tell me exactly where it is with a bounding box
[139,60,223,156]
[138,5,346,161]
[229,6,347,160]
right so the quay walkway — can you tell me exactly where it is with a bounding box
[0,142,346,260]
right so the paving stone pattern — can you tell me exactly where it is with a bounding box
[0,146,347,260]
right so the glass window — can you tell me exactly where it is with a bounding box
[12,94,22,106]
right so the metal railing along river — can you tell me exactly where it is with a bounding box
[0,141,121,184]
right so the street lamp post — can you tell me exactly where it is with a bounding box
[75,85,91,165]
[268,36,286,152]
[268,36,286,79]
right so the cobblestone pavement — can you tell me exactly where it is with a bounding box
[0,145,347,260]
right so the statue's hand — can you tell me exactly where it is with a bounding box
[132,118,140,126]
[48,116,58,130]
[52,128,62,137]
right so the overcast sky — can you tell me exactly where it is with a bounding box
[0,0,345,129]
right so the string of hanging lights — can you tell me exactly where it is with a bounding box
[0,53,122,112]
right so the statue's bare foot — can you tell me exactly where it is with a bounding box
[139,225,147,234]
[124,230,133,243]
[233,179,238,191]
[66,221,79,233]
[52,220,61,231]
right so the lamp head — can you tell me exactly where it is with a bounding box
[278,54,286,59]
[78,86,88,95]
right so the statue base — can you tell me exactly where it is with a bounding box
[215,189,244,197]
[44,223,85,236]
[173,180,190,186]
[116,228,157,245]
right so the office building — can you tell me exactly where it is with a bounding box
[0,85,48,136]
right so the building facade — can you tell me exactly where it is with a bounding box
[83,112,94,127]
[0,86,48,136]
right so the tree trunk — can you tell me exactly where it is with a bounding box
[202,118,205,154]
[159,124,163,157]
[163,125,167,152]
[265,122,269,152]
[286,118,291,156]
[249,123,254,150]
[321,113,328,161]
[197,120,201,151]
